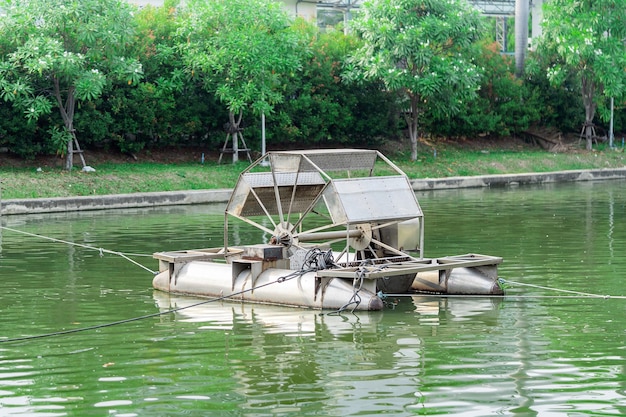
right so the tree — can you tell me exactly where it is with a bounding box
[272,22,397,147]
[179,0,304,162]
[425,41,543,137]
[0,0,143,170]
[346,0,484,161]
[536,0,626,150]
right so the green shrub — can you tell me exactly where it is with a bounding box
[424,42,542,137]
[270,27,396,147]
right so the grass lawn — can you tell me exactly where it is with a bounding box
[1,140,624,200]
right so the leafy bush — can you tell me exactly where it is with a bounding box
[424,42,542,137]
[525,52,584,133]
[270,27,396,147]
[4,3,618,161]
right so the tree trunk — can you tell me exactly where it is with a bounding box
[227,110,244,163]
[581,75,596,151]
[53,77,77,170]
[66,135,74,171]
[403,94,420,161]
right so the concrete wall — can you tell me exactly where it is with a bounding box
[2,169,625,216]
[282,0,317,20]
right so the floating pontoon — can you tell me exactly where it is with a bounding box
[153,149,503,311]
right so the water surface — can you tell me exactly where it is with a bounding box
[0,181,624,416]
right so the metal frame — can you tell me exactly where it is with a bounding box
[224,149,425,262]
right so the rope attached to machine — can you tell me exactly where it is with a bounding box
[0,225,157,274]
[5,224,622,342]
[498,278,625,299]
[0,247,337,344]
[327,259,389,315]
[379,278,626,300]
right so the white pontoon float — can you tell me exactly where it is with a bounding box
[153,149,503,311]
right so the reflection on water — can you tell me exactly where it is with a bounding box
[151,292,509,416]
[153,291,384,336]
[0,181,624,416]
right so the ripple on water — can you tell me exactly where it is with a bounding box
[0,183,625,416]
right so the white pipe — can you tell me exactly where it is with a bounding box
[609,97,614,148]
[261,113,269,166]
[515,0,529,76]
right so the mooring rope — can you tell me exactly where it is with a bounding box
[0,248,336,344]
[380,278,626,300]
[379,293,626,300]
[499,278,625,299]
[327,260,390,315]
[0,225,157,274]
[0,279,284,344]
[3,224,624,343]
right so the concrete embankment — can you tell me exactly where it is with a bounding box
[409,167,626,190]
[2,167,625,216]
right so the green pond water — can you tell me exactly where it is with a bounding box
[0,180,624,416]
